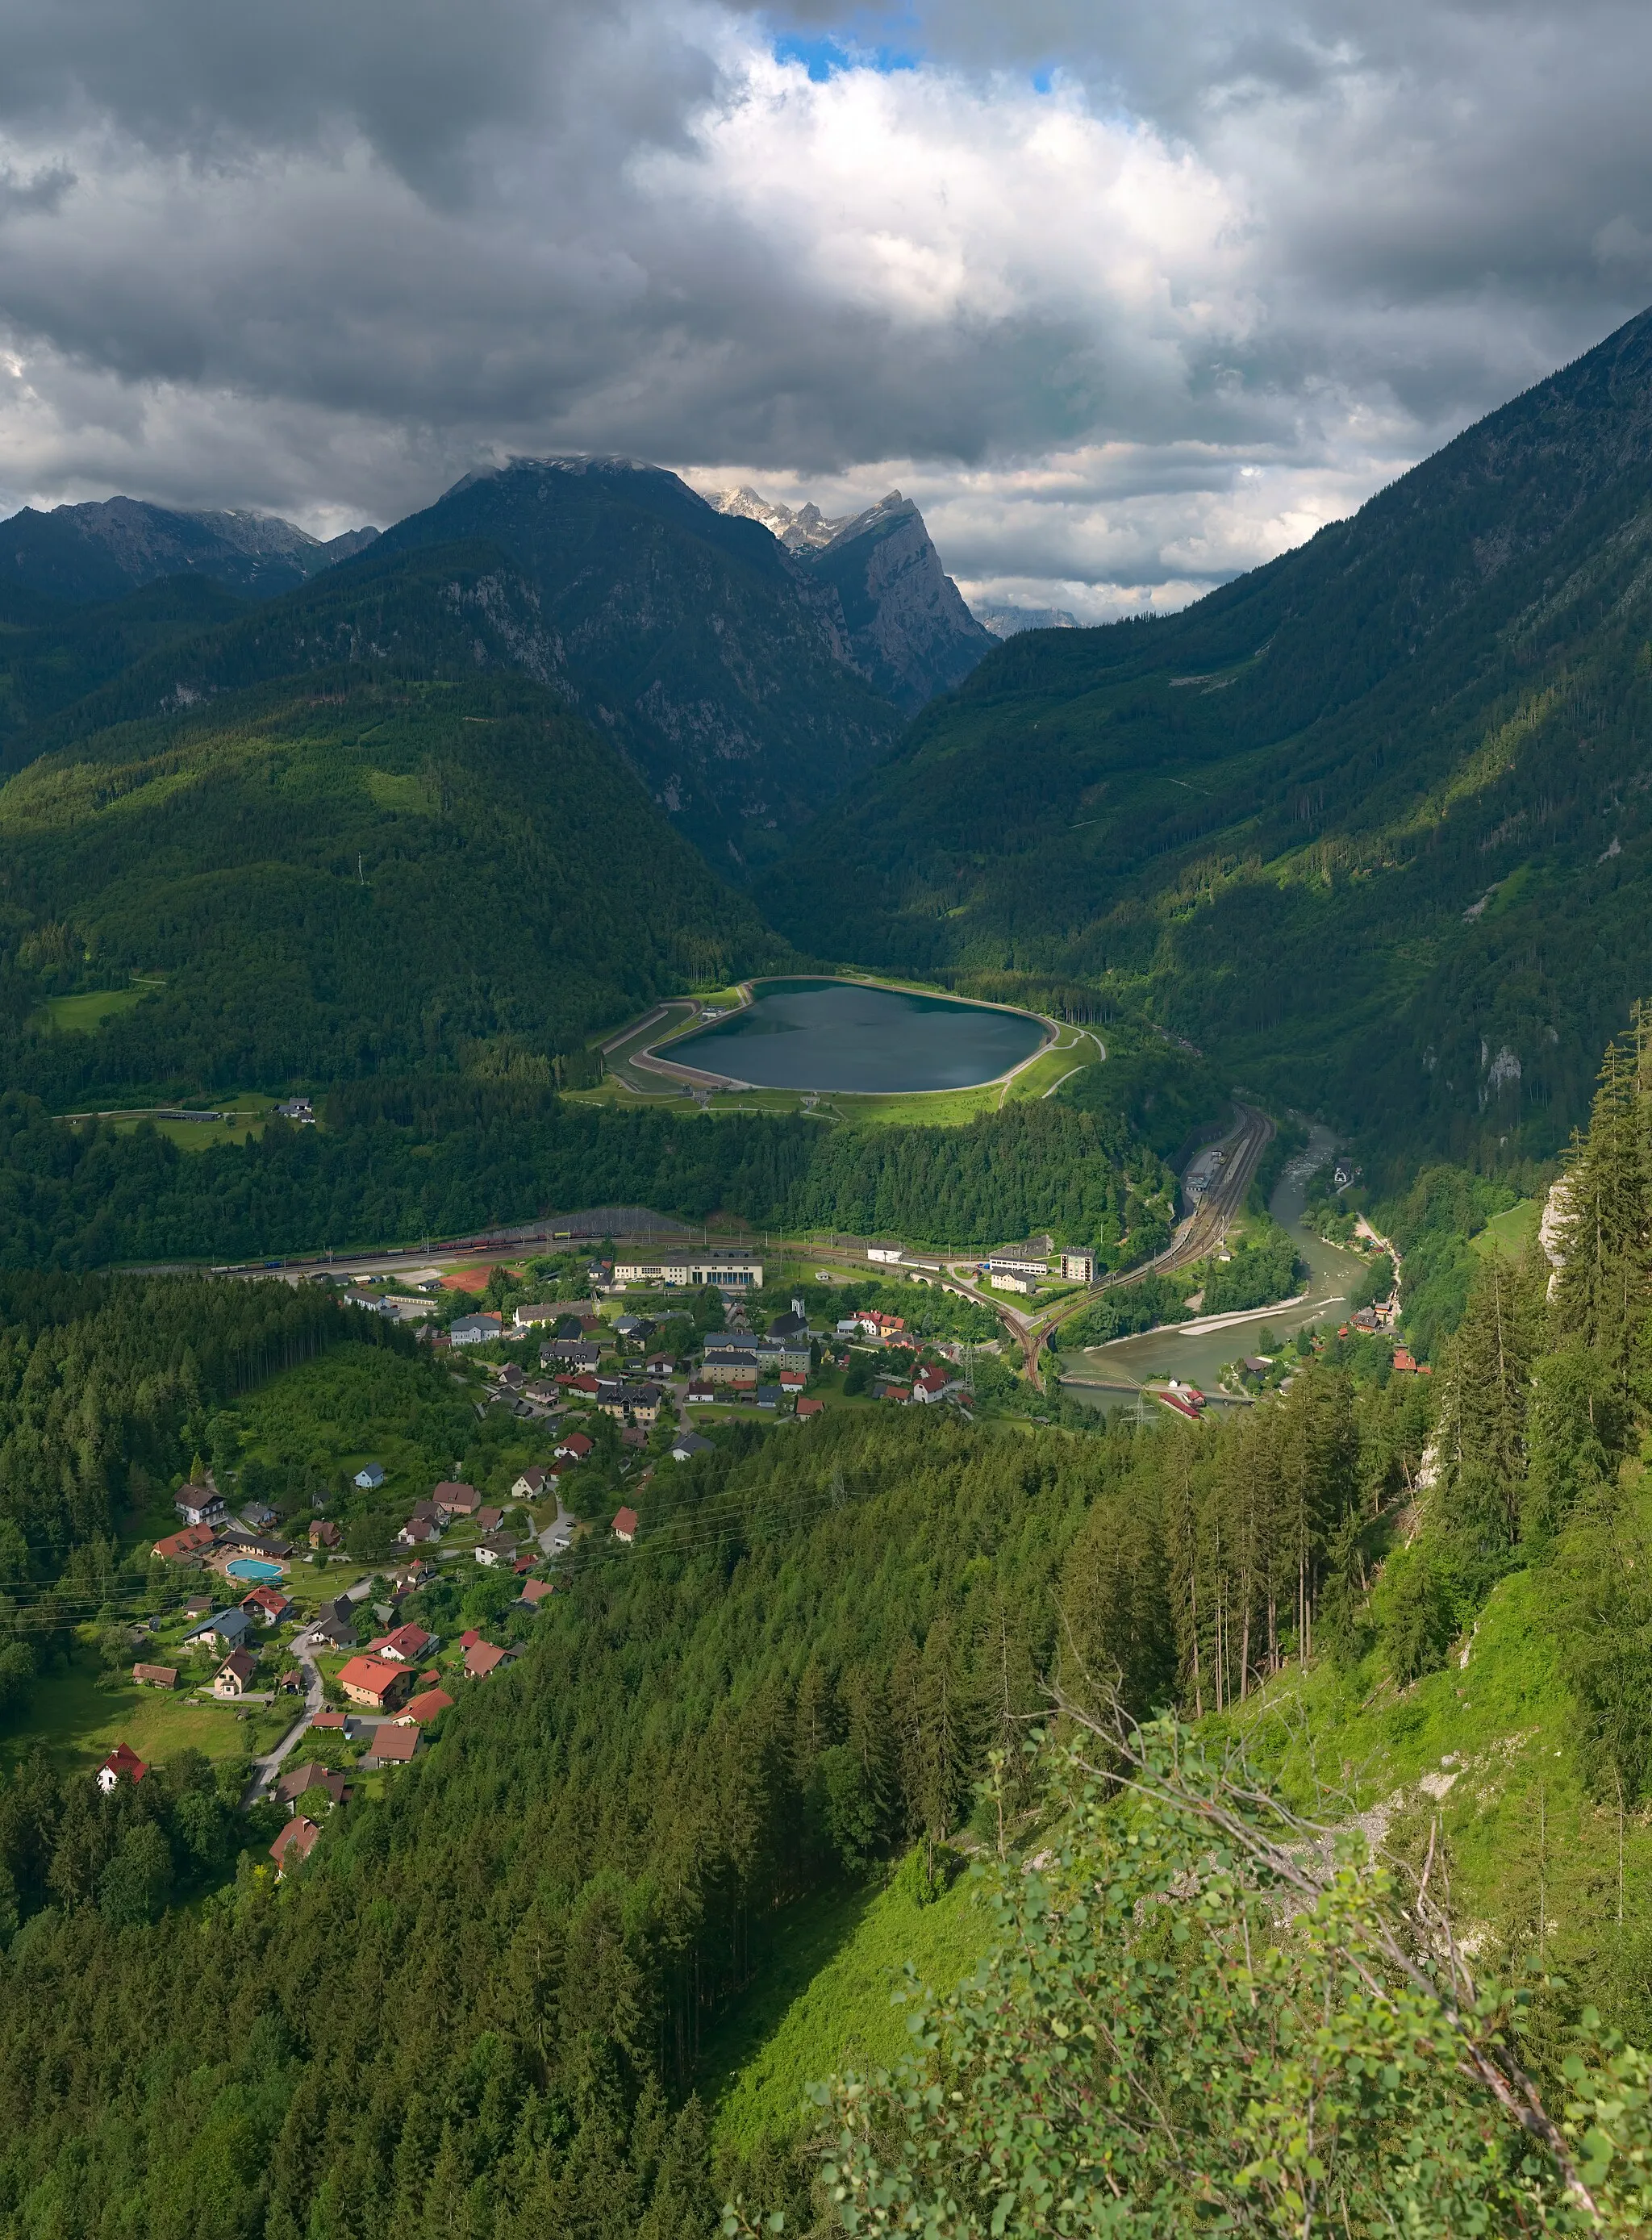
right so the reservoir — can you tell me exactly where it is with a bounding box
[1058,1125,1366,1414]
[667,978,1048,1094]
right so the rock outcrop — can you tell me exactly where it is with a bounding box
[711,484,994,714]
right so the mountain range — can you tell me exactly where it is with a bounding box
[761,304,1652,1176]
[0,462,991,871]
[0,495,378,604]
[15,308,1652,1166]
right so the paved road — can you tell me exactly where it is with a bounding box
[243,1638,323,1804]
[241,1575,382,1805]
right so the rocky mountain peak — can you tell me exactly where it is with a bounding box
[709,482,992,711]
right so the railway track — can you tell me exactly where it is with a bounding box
[1003,1102,1277,1374]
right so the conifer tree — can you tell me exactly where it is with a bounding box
[1553,1025,1652,1412]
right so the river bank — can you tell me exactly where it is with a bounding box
[1058,1124,1366,1413]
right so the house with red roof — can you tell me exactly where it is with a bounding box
[365,1622,437,1664]
[611,1506,639,1544]
[240,1583,292,1625]
[555,1430,594,1462]
[152,1520,218,1562]
[464,1641,507,1679]
[270,1817,319,1877]
[432,1481,479,1521]
[796,1396,824,1418]
[95,1742,148,1793]
[396,1687,455,1726]
[337,1655,414,1711]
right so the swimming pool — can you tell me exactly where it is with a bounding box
[226,1557,286,1582]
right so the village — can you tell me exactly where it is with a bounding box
[77,1246,1001,1875]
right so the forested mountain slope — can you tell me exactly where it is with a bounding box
[763,303,1652,1177]
[9,1012,1652,2230]
[373,458,907,869]
[0,575,250,774]
[0,649,777,1107]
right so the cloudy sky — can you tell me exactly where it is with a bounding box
[0,0,1648,616]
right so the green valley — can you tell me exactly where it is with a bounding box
[760,306,1652,1183]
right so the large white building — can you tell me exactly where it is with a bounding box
[611,1251,763,1291]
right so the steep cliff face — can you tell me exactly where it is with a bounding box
[710,485,993,713]
[0,496,378,604]
[807,494,995,712]
[373,457,903,870]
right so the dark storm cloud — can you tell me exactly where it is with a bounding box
[0,0,1647,595]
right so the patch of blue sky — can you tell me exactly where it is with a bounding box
[770,27,1060,94]
[772,32,921,78]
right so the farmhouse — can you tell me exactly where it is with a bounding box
[131,1662,178,1689]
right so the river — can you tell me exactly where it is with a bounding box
[1058,1124,1366,1415]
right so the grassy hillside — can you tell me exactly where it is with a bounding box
[761,305,1652,1179]
[703,1858,995,2156]
[0,661,777,1106]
